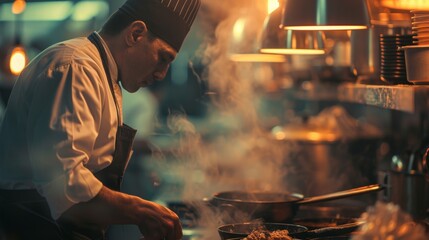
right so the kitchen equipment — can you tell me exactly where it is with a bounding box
[271,106,384,198]
[411,10,429,45]
[385,142,429,220]
[281,0,370,31]
[389,170,428,219]
[218,222,307,240]
[209,184,383,223]
[293,217,358,230]
[403,45,429,84]
[217,221,365,240]
[351,24,412,84]
[379,34,413,84]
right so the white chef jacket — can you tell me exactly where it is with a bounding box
[0,32,123,219]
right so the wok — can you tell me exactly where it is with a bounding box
[209,184,382,223]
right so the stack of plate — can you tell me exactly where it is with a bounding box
[379,34,414,85]
[411,10,429,45]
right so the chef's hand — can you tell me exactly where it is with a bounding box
[58,187,183,239]
[137,200,183,240]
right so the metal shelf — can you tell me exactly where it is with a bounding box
[338,83,429,113]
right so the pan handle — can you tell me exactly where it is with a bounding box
[298,184,384,205]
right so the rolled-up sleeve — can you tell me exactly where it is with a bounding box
[28,62,114,219]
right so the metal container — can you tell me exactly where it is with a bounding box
[389,170,428,219]
[209,185,382,223]
[403,45,429,85]
[384,150,429,220]
[352,25,412,83]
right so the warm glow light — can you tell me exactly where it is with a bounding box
[12,0,26,14]
[232,18,246,42]
[261,48,325,55]
[306,132,337,142]
[267,0,279,14]
[284,25,367,31]
[10,46,27,76]
[381,0,429,10]
[229,53,286,62]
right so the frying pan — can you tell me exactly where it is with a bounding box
[209,184,383,223]
[217,222,308,240]
[217,221,365,240]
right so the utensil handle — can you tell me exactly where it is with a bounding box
[298,184,384,204]
[293,220,366,239]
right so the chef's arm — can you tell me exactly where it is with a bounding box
[59,186,182,240]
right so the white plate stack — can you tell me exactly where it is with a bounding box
[411,10,429,45]
[403,10,429,84]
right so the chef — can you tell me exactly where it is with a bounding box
[0,0,200,239]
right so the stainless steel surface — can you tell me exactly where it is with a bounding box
[403,45,429,85]
[281,0,370,30]
[351,24,411,84]
[298,184,383,204]
[389,171,429,220]
[259,3,325,55]
[210,184,382,223]
[338,83,429,113]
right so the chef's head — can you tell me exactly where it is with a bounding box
[100,0,201,92]
[118,0,201,52]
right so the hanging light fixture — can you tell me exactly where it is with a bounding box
[259,0,326,55]
[9,42,27,76]
[8,1,27,76]
[11,0,26,15]
[281,0,370,31]
[227,2,287,63]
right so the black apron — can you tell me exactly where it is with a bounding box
[0,32,137,240]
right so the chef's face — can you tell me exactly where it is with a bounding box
[121,26,177,93]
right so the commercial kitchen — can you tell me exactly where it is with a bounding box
[0,0,428,239]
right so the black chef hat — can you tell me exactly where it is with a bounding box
[119,0,201,51]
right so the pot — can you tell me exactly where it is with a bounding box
[209,184,382,223]
[402,45,429,85]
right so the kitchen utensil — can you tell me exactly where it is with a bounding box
[209,184,383,223]
[217,220,365,240]
[293,217,358,230]
[218,222,307,240]
[403,45,429,84]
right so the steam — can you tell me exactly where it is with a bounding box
[147,0,383,238]
[353,202,428,240]
[149,0,295,237]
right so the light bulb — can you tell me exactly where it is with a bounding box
[12,0,26,14]
[10,46,27,76]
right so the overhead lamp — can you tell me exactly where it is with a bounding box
[259,2,325,55]
[12,0,26,14]
[9,44,27,76]
[228,7,287,63]
[281,0,370,31]
[381,0,429,11]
